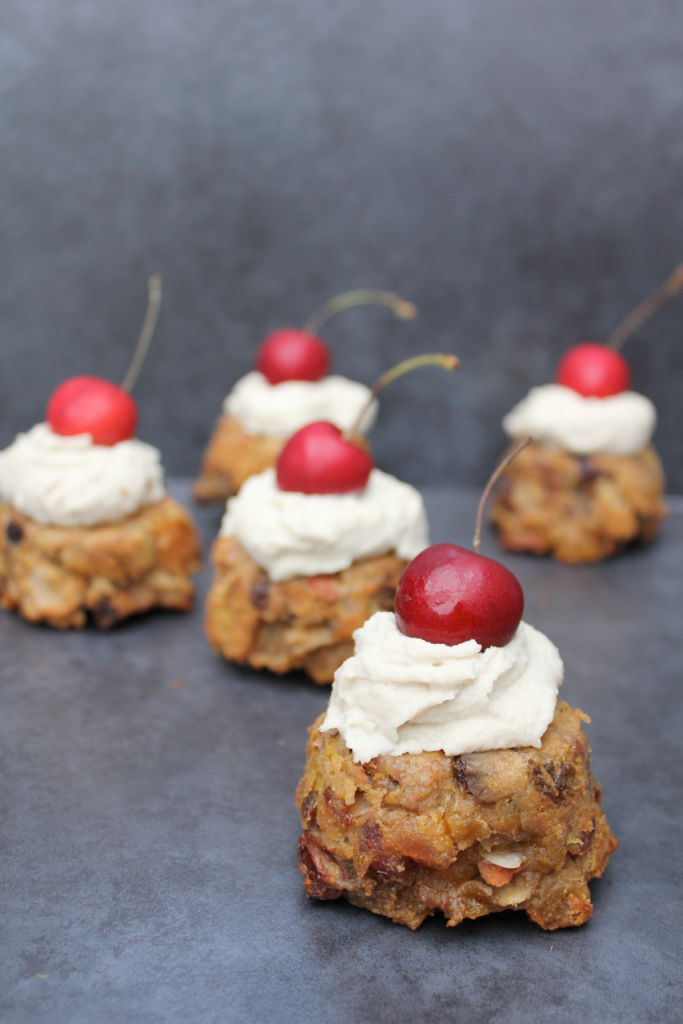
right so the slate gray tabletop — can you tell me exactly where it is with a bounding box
[2,483,681,1024]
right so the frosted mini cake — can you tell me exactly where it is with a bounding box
[297,542,617,929]
[193,290,416,501]
[489,268,683,562]
[0,377,201,629]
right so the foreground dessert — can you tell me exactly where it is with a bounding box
[299,695,615,929]
[0,282,201,628]
[297,472,617,930]
[193,290,416,501]
[490,269,680,563]
[205,355,457,683]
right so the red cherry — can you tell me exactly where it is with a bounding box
[276,421,373,494]
[256,328,330,385]
[46,376,138,446]
[556,342,631,397]
[395,542,524,651]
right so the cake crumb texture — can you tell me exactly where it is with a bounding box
[192,414,284,502]
[297,701,617,930]
[489,441,666,563]
[205,536,407,683]
[0,497,202,629]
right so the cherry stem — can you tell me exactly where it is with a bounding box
[345,354,459,438]
[302,289,418,336]
[606,264,683,352]
[121,274,163,393]
[473,436,532,554]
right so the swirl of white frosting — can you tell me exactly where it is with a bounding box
[322,612,563,763]
[502,383,656,455]
[0,423,166,527]
[223,371,378,437]
[220,467,428,582]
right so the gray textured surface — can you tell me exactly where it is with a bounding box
[1,481,681,1024]
[2,0,683,489]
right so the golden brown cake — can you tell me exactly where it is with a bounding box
[0,496,202,629]
[297,701,617,930]
[205,536,407,683]
[490,440,667,564]
[192,414,284,502]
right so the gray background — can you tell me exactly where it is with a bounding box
[2,0,683,488]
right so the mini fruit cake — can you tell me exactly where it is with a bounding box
[297,541,617,931]
[0,376,201,629]
[489,368,666,563]
[489,266,683,563]
[193,290,416,502]
[204,354,457,683]
[204,432,428,684]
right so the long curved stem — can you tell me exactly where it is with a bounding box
[302,289,417,336]
[473,437,531,553]
[606,264,683,351]
[121,274,163,393]
[345,353,459,438]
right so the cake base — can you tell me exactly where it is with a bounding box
[205,537,407,684]
[0,497,202,629]
[192,414,284,502]
[489,441,667,564]
[297,701,617,930]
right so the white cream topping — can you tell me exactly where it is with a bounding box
[322,613,562,763]
[0,423,166,527]
[502,383,656,455]
[220,468,428,582]
[223,371,378,438]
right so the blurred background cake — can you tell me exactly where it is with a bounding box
[204,354,457,682]
[489,273,680,562]
[0,375,201,629]
[192,291,414,501]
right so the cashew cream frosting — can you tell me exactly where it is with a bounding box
[220,467,428,582]
[322,612,563,763]
[0,423,166,527]
[223,371,378,437]
[502,383,656,455]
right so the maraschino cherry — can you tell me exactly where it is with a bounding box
[395,438,530,650]
[276,354,459,495]
[256,329,330,385]
[556,343,631,398]
[395,543,523,650]
[255,289,418,386]
[46,275,162,447]
[276,422,374,494]
[47,376,138,445]
[555,265,683,398]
